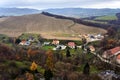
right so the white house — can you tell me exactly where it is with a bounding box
[43,42,50,45]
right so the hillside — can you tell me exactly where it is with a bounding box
[0,8,40,16]
[0,13,106,39]
[44,8,120,18]
[1,8,120,18]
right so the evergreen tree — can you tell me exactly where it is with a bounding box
[83,63,90,75]
[44,68,53,80]
[66,49,71,57]
[15,38,21,44]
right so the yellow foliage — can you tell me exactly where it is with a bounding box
[30,61,38,71]
[46,50,54,70]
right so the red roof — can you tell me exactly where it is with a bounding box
[68,42,75,46]
[109,47,120,55]
[117,55,120,59]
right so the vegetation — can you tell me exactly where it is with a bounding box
[18,33,41,40]
[0,29,120,80]
[83,20,108,24]
[95,15,118,21]
[83,63,90,75]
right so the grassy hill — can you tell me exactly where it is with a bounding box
[0,13,106,39]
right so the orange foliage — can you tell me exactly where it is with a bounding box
[0,43,15,59]
[108,39,116,44]
[27,48,39,57]
[30,61,38,71]
[15,54,20,60]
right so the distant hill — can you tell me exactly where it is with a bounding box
[1,8,120,18]
[44,8,120,18]
[0,8,41,16]
[0,13,106,39]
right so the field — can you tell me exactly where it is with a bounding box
[94,15,118,21]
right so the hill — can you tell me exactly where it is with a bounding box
[44,8,120,18]
[0,8,41,16]
[1,8,120,18]
[0,13,106,40]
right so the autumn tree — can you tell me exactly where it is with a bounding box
[45,50,54,70]
[107,27,116,37]
[25,72,34,80]
[30,61,38,72]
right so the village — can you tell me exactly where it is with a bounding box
[16,33,120,79]
[18,33,104,50]
[0,32,120,80]
[17,33,120,65]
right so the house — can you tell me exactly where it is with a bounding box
[53,45,66,50]
[68,42,76,49]
[56,45,66,50]
[19,40,26,45]
[43,42,50,45]
[19,40,31,46]
[89,45,95,52]
[52,39,59,45]
[102,47,120,64]
[117,55,120,64]
[77,46,82,48]
[95,34,104,39]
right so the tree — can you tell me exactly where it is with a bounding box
[46,50,54,70]
[83,63,90,75]
[15,38,21,44]
[25,72,34,80]
[82,37,87,45]
[107,27,116,37]
[66,49,71,57]
[75,46,77,51]
[30,61,38,71]
[44,68,53,80]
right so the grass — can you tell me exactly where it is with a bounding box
[42,45,55,50]
[54,33,72,37]
[3,60,45,74]
[37,66,45,74]
[76,65,99,73]
[18,33,40,40]
[83,20,108,24]
[95,15,118,21]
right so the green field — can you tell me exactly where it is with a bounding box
[18,33,40,40]
[95,15,118,21]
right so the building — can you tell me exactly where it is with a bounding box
[52,39,59,45]
[53,45,66,50]
[19,40,31,46]
[102,47,120,64]
[68,42,76,49]
[89,45,95,52]
[43,42,50,45]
